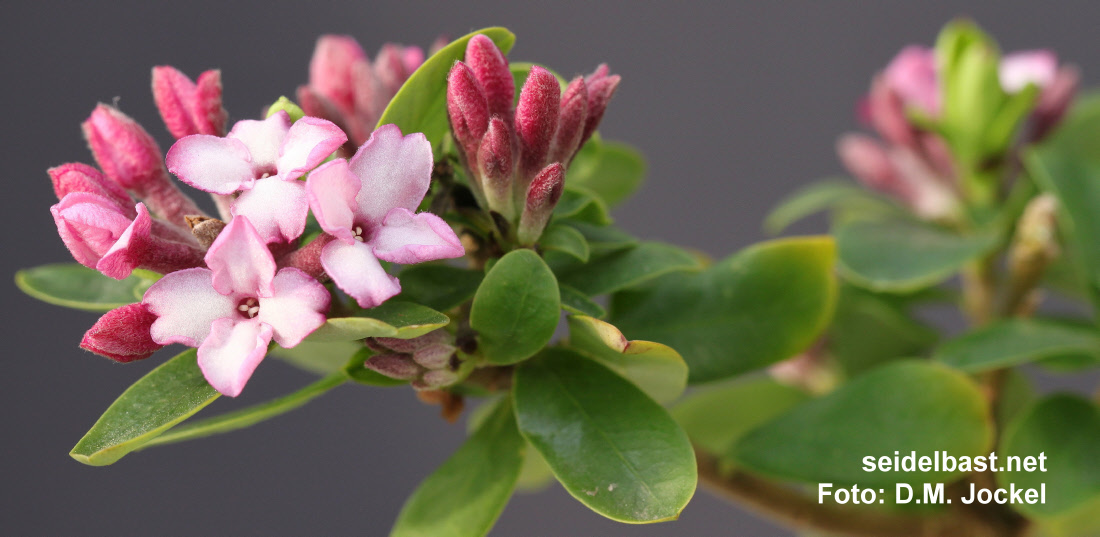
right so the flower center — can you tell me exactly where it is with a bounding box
[237,297,260,319]
[352,224,367,243]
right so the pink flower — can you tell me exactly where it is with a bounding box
[306,125,464,308]
[142,217,330,396]
[166,111,347,244]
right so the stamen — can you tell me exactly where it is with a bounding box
[353,225,365,242]
[236,297,260,319]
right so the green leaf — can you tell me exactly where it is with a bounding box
[559,283,606,318]
[307,301,449,342]
[830,285,938,376]
[555,242,700,297]
[611,237,837,384]
[566,315,688,404]
[936,319,1100,372]
[270,339,361,375]
[15,263,154,312]
[470,250,560,365]
[539,223,590,262]
[567,139,646,208]
[513,349,696,523]
[376,28,516,151]
[561,221,638,254]
[70,349,219,466]
[142,373,345,448]
[764,180,901,234]
[396,264,484,311]
[998,395,1100,518]
[553,186,612,226]
[836,218,998,292]
[671,377,808,458]
[392,397,524,537]
[734,361,992,487]
[466,399,554,492]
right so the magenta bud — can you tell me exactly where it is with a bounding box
[446,62,490,166]
[466,35,514,122]
[1031,66,1079,142]
[477,116,516,218]
[836,134,909,199]
[402,46,425,75]
[413,344,457,370]
[515,66,561,187]
[866,76,917,148]
[374,44,409,98]
[579,64,620,148]
[309,35,368,116]
[151,66,227,139]
[364,353,423,381]
[281,233,336,281]
[48,162,133,213]
[549,76,589,165]
[518,162,565,245]
[81,303,163,363]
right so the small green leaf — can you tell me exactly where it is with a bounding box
[611,237,836,383]
[553,186,612,226]
[377,28,516,151]
[142,373,345,448]
[15,263,153,312]
[396,264,484,311]
[567,315,688,403]
[392,397,524,537]
[567,139,646,208]
[559,284,606,318]
[831,285,938,376]
[764,179,902,234]
[671,377,808,458]
[270,339,361,375]
[470,250,560,365]
[998,395,1100,518]
[734,361,992,487]
[265,96,305,122]
[540,223,590,262]
[513,349,696,523]
[836,219,998,292]
[308,301,449,342]
[936,319,1100,372]
[555,242,700,297]
[562,221,638,254]
[70,349,219,466]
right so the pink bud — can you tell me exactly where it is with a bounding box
[477,117,515,218]
[309,35,368,115]
[151,66,227,139]
[836,134,912,201]
[297,86,347,129]
[364,353,424,380]
[374,44,409,97]
[279,233,335,281]
[446,62,490,165]
[415,369,459,389]
[466,35,514,122]
[81,303,163,363]
[402,46,425,75]
[866,76,917,148]
[1031,66,1079,142]
[51,192,135,269]
[1000,50,1058,94]
[48,162,133,213]
[515,66,561,185]
[883,46,939,117]
[518,162,565,245]
[374,330,449,354]
[549,76,589,165]
[413,343,457,370]
[580,64,620,148]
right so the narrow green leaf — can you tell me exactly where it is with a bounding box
[561,221,638,254]
[142,373,345,448]
[308,301,449,342]
[70,349,219,466]
[270,339,361,375]
[764,179,901,234]
[513,349,696,523]
[540,223,590,262]
[556,242,700,297]
[559,284,606,318]
[936,319,1100,372]
[671,377,808,458]
[567,315,688,403]
[392,397,524,537]
[396,264,484,311]
[567,139,646,208]
[836,219,998,292]
[611,237,837,383]
[470,250,560,365]
[15,263,152,312]
[734,361,992,487]
[553,186,612,226]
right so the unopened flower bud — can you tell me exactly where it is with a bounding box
[1031,66,1079,142]
[1000,50,1058,94]
[477,117,516,219]
[866,75,918,147]
[518,162,565,245]
[1004,195,1061,316]
[80,303,163,363]
[373,330,449,354]
[374,44,409,97]
[364,353,423,381]
[413,343,457,370]
[49,162,133,213]
[446,62,490,166]
[549,76,589,165]
[580,64,620,148]
[402,46,425,75]
[309,35,368,115]
[515,66,561,188]
[466,35,514,122]
[415,369,460,390]
[883,46,939,117]
[837,134,911,200]
[151,66,228,139]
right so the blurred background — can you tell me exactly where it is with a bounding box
[3,1,1098,535]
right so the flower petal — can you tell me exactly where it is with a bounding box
[371,208,464,264]
[143,267,235,346]
[97,202,154,279]
[1000,50,1058,93]
[321,239,400,308]
[232,178,309,244]
[347,124,433,226]
[305,158,359,241]
[227,112,291,176]
[50,192,132,268]
[166,134,255,194]
[258,268,330,348]
[276,116,347,180]
[205,216,276,297]
[197,318,273,397]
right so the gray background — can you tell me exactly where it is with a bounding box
[3,1,1096,535]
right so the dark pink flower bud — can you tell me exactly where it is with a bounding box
[296,86,347,131]
[308,35,368,115]
[81,303,163,363]
[866,76,917,148]
[374,330,449,354]
[477,117,516,218]
[151,66,227,139]
[413,343,456,370]
[364,353,424,381]
[579,64,620,148]
[518,162,565,245]
[466,35,514,122]
[446,62,490,166]
[48,162,133,213]
[1031,66,1079,142]
[401,46,425,76]
[549,76,589,165]
[374,44,409,97]
[515,66,561,188]
[280,233,336,281]
[837,134,910,200]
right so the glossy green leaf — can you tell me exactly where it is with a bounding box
[567,315,688,403]
[70,349,219,466]
[563,221,638,254]
[396,264,484,311]
[513,349,696,523]
[15,263,154,311]
[270,339,361,375]
[559,284,606,318]
[836,219,998,292]
[998,395,1100,518]
[553,186,612,226]
[671,377,808,458]
[556,242,700,297]
[567,140,646,207]
[830,285,938,376]
[392,397,524,537]
[540,223,590,262]
[308,302,449,342]
[734,361,992,487]
[764,179,901,234]
[376,28,516,151]
[936,319,1100,372]
[466,399,554,492]
[611,237,836,383]
[142,373,345,448]
[470,250,560,364]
